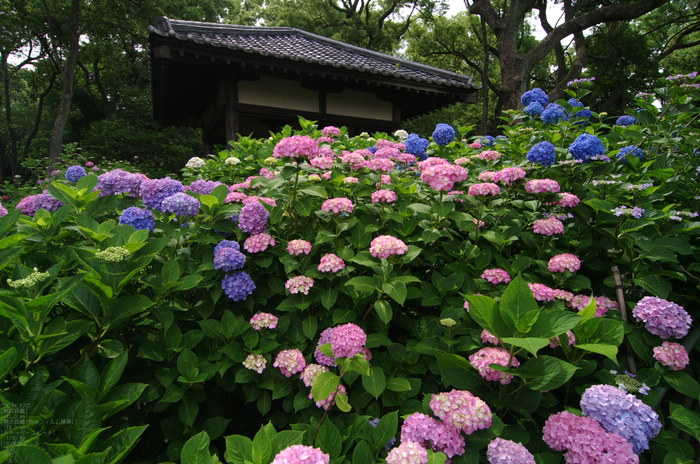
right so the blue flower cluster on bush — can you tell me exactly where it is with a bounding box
[215,240,240,254]
[524,102,544,116]
[617,145,644,163]
[527,141,557,167]
[367,146,378,154]
[405,134,429,160]
[521,88,549,107]
[541,103,568,125]
[569,133,605,162]
[161,192,200,217]
[214,247,246,272]
[432,123,455,146]
[480,135,496,146]
[567,99,592,122]
[66,165,87,183]
[616,115,638,126]
[118,207,156,232]
[141,177,184,210]
[222,271,256,301]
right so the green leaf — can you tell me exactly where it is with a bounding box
[300,185,328,198]
[345,276,377,293]
[316,420,342,459]
[0,345,21,382]
[374,410,398,450]
[352,251,381,268]
[400,245,421,264]
[270,431,304,458]
[436,353,482,390]
[71,396,102,448]
[386,378,412,392]
[98,351,128,401]
[321,288,338,310]
[374,300,392,324]
[528,310,581,339]
[633,274,671,299]
[77,173,99,192]
[518,356,579,391]
[499,275,540,333]
[203,417,231,440]
[669,403,700,442]
[362,366,386,398]
[383,281,407,306]
[162,260,182,284]
[467,295,512,339]
[312,372,340,402]
[225,435,253,464]
[101,425,148,464]
[252,427,272,464]
[179,398,199,426]
[352,440,374,464]
[109,294,153,325]
[335,392,352,412]
[181,431,211,464]
[7,446,52,464]
[575,344,619,364]
[664,371,700,399]
[178,348,199,380]
[302,316,317,340]
[500,338,551,357]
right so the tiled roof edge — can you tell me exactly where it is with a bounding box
[149,16,477,89]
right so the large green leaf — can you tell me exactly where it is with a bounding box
[669,403,700,443]
[374,410,398,450]
[345,276,377,293]
[499,275,540,333]
[633,274,671,299]
[362,366,386,398]
[252,427,271,464]
[500,337,551,357]
[467,295,513,339]
[98,351,128,401]
[312,371,340,402]
[8,446,52,464]
[518,356,579,391]
[436,353,482,390]
[575,344,619,364]
[100,425,148,464]
[225,435,253,464]
[316,420,342,459]
[528,310,581,339]
[270,430,304,458]
[109,294,153,325]
[181,431,211,464]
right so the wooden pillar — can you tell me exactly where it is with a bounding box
[224,81,239,147]
[203,142,214,156]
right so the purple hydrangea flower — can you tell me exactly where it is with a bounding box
[222,271,256,301]
[480,135,496,146]
[66,165,87,183]
[527,141,556,166]
[632,296,691,339]
[271,445,329,464]
[188,179,225,195]
[96,169,144,196]
[214,247,246,271]
[118,207,156,232]
[215,240,240,254]
[330,323,367,359]
[432,123,456,146]
[141,177,184,210]
[161,192,200,217]
[401,413,465,458]
[487,438,535,464]
[521,88,549,107]
[580,384,661,454]
[18,191,64,216]
[238,200,269,234]
[314,327,335,366]
[569,133,605,162]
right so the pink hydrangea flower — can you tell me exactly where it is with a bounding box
[386,441,428,464]
[470,142,482,149]
[310,156,334,170]
[464,300,470,312]
[364,158,395,172]
[322,126,341,137]
[273,349,306,377]
[314,383,347,410]
[342,176,359,184]
[341,152,366,169]
[420,163,468,191]
[371,190,398,203]
[242,353,267,374]
[288,239,312,256]
[481,330,499,345]
[548,253,581,273]
[481,268,511,285]
[543,411,606,452]
[301,364,329,387]
[468,183,500,197]
[400,413,465,458]
[330,323,367,358]
[455,157,470,165]
[533,217,564,235]
[549,330,576,348]
[271,445,329,464]
[260,167,276,179]
[226,191,248,203]
[653,341,690,370]
[322,171,332,180]
[487,438,535,464]
[273,135,319,159]
[285,276,314,295]
[250,312,278,330]
[396,153,417,164]
[417,157,449,171]
[317,136,334,146]
[493,167,526,185]
[469,347,520,384]
[374,147,401,159]
[379,174,392,185]
[242,195,277,207]
[525,179,561,194]
[244,233,276,253]
[633,296,692,339]
[429,389,493,434]
[558,192,580,207]
[528,283,557,302]
[318,253,345,273]
[321,198,354,214]
[369,235,408,259]
[478,171,497,182]
[478,150,502,161]
[554,289,574,302]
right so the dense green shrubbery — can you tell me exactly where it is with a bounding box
[0,78,699,464]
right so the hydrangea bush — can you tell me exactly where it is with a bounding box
[0,78,699,464]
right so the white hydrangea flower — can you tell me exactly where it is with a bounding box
[185,157,206,168]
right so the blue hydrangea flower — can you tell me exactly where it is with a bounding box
[541,103,568,125]
[161,192,200,217]
[527,141,557,167]
[495,135,508,143]
[238,201,269,234]
[215,240,240,254]
[222,271,256,301]
[480,135,495,146]
[141,177,184,210]
[34,190,64,213]
[367,146,378,154]
[567,99,592,122]
[521,88,549,108]
[524,102,544,116]
[119,207,156,233]
[214,247,246,271]
[405,134,429,157]
[66,165,87,183]
[616,115,637,126]
[569,133,605,162]
[581,384,661,454]
[617,145,644,163]
[432,123,456,146]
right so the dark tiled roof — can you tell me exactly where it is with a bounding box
[149,17,475,90]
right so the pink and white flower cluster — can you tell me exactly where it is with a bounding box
[310,156,333,170]
[287,239,312,256]
[370,235,408,259]
[430,389,493,434]
[487,438,535,464]
[400,413,465,458]
[250,312,278,330]
[371,190,398,203]
[533,217,565,235]
[468,183,500,197]
[242,353,267,374]
[364,158,395,172]
[558,192,580,207]
[525,179,561,193]
[285,276,314,295]
[481,268,511,285]
[493,167,526,185]
[653,341,689,370]
[331,323,367,358]
[273,348,306,377]
[386,441,428,464]
[244,233,276,253]
[420,163,468,191]
[529,283,558,302]
[478,150,502,161]
[321,198,354,214]
[318,253,345,273]
[273,135,319,159]
[469,347,520,384]
[633,296,692,339]
[548,253,581,273]
[271,445,329,464]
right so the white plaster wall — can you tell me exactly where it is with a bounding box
[238,77,318,112]
[327,90,392,120]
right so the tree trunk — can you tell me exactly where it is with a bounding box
[48,0,81,167]
[480,18,490,135]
